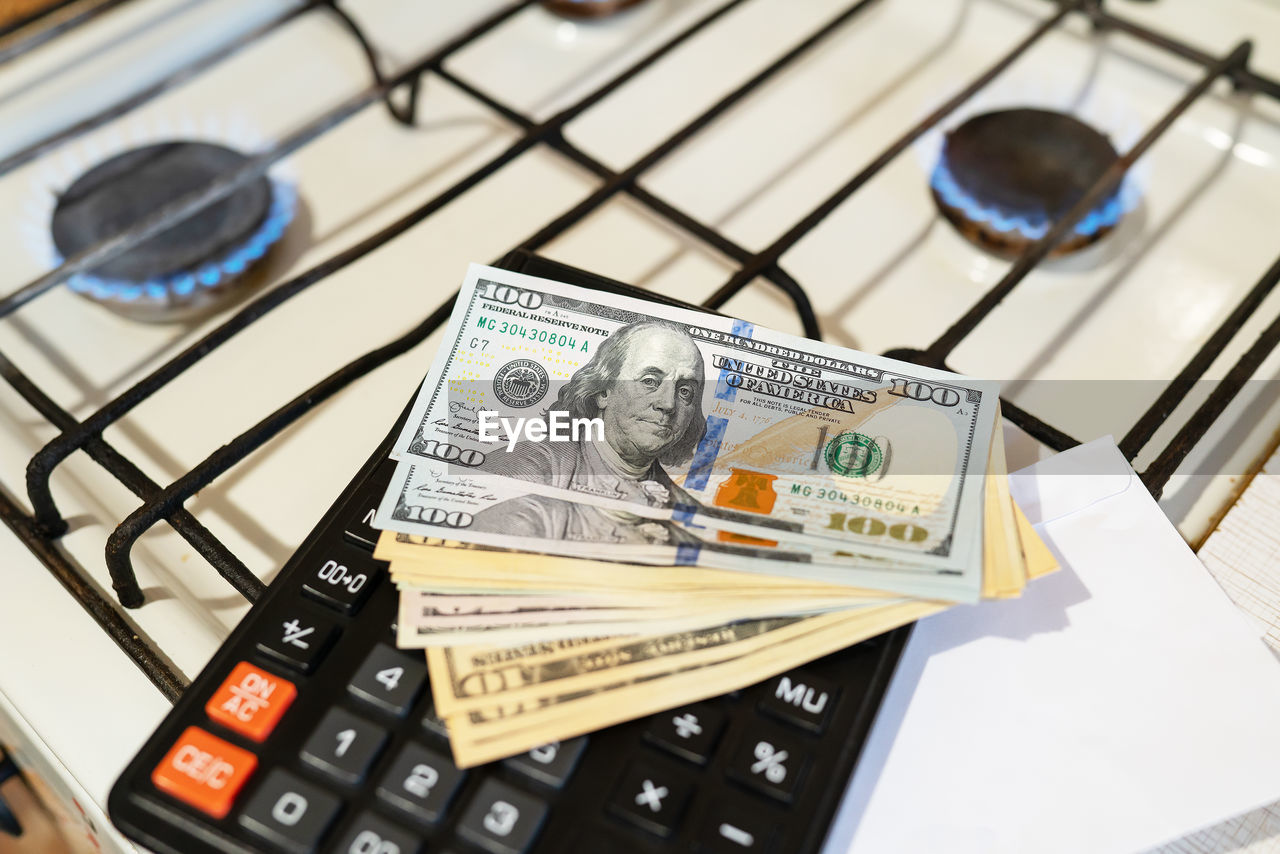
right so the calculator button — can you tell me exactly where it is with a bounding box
[205,662,297,743]
[456,779,548,854]
[420,700,449,740]
[696,801,777,852]
[726,730,809,803]
[238,768,340,854]
[150,726,256,819]
[344,460,395,552]
[573,828,646,853]
[375,742,465,826]
[643,704,725,765]
[502,737,587,789]
[255,611,340,675]
[758,671,839,734]
[348,644,427,717]
[606,761,692,838]
[342,504,381,552]
[299,708,388,785]
[332,811,421,854]
[301,549,382,615]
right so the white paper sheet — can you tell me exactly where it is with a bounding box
[826,438,1280,854]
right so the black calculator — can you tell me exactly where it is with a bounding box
[108,251,912,854]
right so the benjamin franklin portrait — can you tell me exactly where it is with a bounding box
[469,320,708,544]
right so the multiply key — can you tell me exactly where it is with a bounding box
[606,762,692,839]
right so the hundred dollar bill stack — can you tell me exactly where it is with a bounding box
[371,264,1056,766]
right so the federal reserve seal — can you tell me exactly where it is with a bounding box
[825,432,883,478]
[493,359,549,408]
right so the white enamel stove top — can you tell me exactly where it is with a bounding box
[1,0,1279,850]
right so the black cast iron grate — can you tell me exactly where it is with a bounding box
[1,0,1278,701]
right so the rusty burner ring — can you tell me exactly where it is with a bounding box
[541,0,649,19]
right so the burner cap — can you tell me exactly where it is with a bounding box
[52,141,271,282]
[542,0,648,19]
[931,108,1125,258]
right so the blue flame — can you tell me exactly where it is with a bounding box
[64,179,296,303]
[931,156,1132,242]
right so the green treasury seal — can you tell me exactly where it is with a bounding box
[825,432,883,478]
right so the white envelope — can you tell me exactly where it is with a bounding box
[826,438,1280,854]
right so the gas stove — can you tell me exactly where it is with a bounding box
[2,1,1280,851]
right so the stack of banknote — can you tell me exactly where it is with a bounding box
[372,264,1057,767]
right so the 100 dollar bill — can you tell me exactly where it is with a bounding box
[383,264,999,591]
[379,456,983,600]
[433,602,944,767]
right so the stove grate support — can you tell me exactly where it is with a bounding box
[21,0,786,538]
[86,0,840,606]
[0,0,1277,698]
[0,0,542,319]
[322,0,424,127]
[0,0,131,66]
[0,2,320,178]
[1120,254,1280,467]
[924,42,1254,362]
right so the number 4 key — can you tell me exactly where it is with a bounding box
[348,644,427,717]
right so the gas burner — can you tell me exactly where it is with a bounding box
[50,140,293,322]
[541,0,649,19]
[930,108,1128,259]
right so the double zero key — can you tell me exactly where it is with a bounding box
[301,546,382,616]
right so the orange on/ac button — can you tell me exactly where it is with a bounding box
[206,661,297,742]
[151,726,257,819]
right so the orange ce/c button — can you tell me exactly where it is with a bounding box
[205,661,297,742]
[151,726,257,819]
